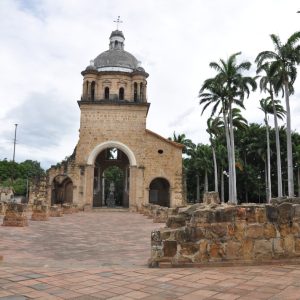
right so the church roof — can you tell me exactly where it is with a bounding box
[94,49,139,70]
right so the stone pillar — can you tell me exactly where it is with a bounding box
[203,192,220,205]
[62,203,73,214]
[2,203,28,227]
[50,205,63,217]
[31,200,49,221]
[129,166,137,208]
[0,202,7,215]
[85,165,94,207]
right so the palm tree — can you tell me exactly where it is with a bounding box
[191,144,212,195]
[259,98,272,203]
[199,52,256,203]
[199,77,234,201]
[169,132,195,156]
[169,132,195,203]
[259,97,285,203]
[256,63,285,197]
[256,32,300,197]
[207,117,223,193]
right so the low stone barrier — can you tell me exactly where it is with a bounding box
[31,200,49,221]
[139,204,179,223]
[0,201,7,215]
[2,203,28,227]
[149,202,300,267]
[50,205,63,217]
[62,203,73,214]
[72,204,79,213]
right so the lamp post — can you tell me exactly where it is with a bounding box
[12,124,18,162]
[257,175,261,203]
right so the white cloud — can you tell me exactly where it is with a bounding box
[1,0,300,169]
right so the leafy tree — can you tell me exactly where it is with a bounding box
[199,52,256,203]
[256,63,285,197]
[256,31,300,197]
[0,159,45,196]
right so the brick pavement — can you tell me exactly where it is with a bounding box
[1,211,300,299]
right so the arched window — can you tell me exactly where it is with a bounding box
[119,87,124,100]
[90,81,96,101]
[104,87,109,100]
[134,82,138,102]
[114,41,118,48]
[140,83,144,102]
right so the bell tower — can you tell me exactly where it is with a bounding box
[47,25,183,210]
[80,29,148,103]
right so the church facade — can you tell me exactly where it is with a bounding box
[46,29,184,210]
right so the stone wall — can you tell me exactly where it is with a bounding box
[0,187,14,202]
[29,176,48,205]
[138,203,180,223]
[149,202,300,267]
[2,203,28,227]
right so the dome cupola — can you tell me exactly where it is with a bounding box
[81,24,148,103]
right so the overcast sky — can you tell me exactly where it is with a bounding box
[0,0,300,169]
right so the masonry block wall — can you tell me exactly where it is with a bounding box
[149,201,300,267]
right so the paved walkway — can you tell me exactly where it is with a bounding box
[1,211,300,299]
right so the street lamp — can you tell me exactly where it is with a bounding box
[257,175,261,203]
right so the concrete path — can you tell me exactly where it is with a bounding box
[1,211,300,299]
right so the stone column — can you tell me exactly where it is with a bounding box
[31,200,49,221]
[85,164,94,207]
[129,166,137,208]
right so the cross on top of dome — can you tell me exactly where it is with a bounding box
[113,16,123,30]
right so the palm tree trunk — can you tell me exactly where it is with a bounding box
[284,81,294,197]
[244,152,248,203]
[270,87,283,197]
[211,140,218,192]
[265,113,272,203]
[223,111,233,202]
[221,165,224,203]
[229,105,237,204]
[204,170,208,193]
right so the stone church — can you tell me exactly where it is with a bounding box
[45,29,184,210]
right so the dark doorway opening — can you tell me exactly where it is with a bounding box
[93,148,130,208]
[51,175,73,205]
[149,177,170,207]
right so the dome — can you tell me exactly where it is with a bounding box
[94,49,139,71]
[84,29,146,74]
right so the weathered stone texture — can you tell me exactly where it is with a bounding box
[149,202,300,267]
[203,192,220,205]
[49,205,63,217]
[31,200,49,221]
[0,201,7,215]
[62,204,73,214]
[2,203,28,227]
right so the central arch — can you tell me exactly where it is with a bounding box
[93,148,130,208]
[88,141,136,208]
[87,141,137,166]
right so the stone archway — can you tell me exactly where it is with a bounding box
[51,175,73,205]
[149,177,170,207]
[87,141,137,208]
[87,141,137,166]
[91,147,132,208]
